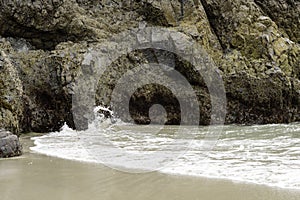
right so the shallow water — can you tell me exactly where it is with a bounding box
[1,124,300,200]
[30,121,300,191]
[0,139,300,200]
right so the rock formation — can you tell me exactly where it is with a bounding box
[0,0,299,134]
[0,129,22,158]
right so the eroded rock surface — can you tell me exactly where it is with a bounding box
[0,0,299,133]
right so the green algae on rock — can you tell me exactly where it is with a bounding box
[0,0,299,134]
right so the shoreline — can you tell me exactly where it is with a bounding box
[2,151,300,200]
[21,133,300,193]
[1,135,299,200]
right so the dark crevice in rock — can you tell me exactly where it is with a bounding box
[1,17,76,50]
[0,0,99,50]
[199,0,226,51]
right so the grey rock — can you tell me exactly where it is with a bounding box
[0,129,22,158]
[0,0,299,132]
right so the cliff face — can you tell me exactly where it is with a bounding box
[0,0,299,134]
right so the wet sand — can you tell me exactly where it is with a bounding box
[0,135,299,200]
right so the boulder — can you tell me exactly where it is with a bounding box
[0,129,22,158]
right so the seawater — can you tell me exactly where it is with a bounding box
[31,117,300,190]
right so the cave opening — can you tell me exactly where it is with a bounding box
[128,84,181,125]
[95,48,211,126]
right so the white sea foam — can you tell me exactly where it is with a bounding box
[30,111,300,190]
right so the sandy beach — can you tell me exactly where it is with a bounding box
[0,135,299,200]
